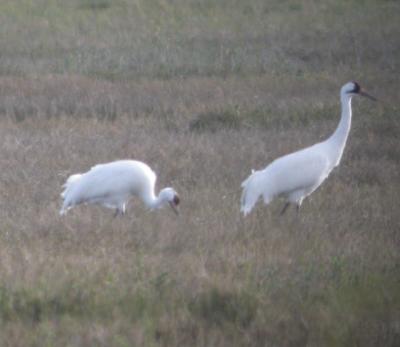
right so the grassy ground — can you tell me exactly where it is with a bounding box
[0,0,399,346]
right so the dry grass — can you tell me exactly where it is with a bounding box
[0,1,399,346]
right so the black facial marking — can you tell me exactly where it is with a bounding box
[173,195,180,205]
[351,81,361,93]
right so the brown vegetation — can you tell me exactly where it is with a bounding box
[0,1,399,346]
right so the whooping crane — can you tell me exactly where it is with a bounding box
[60,160,180,217]
[240,81,376,216]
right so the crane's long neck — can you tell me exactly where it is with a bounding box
[142,190,165,209]
[326,94,352,166]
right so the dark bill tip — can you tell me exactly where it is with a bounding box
[359,90,378,101]
[169,201,179,216]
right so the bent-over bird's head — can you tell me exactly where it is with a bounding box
[341,81,377,101]
[159,187,180,215]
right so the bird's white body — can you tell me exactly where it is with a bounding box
[241,82,372,216]
[60,160,179,216]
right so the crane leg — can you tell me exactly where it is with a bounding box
[280,202,290,216]
[114,204,126,218]
[113,209,121,218]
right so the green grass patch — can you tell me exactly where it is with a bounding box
[189,109,242,133]
[189,287,258,328]
[189,105,339,133]
[79,0,112,11]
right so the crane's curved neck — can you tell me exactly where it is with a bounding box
[142,190,165,209]
[326,94,352,165]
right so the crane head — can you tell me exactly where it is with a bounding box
[342,81,377,101]
[169,194,180,215]
[160,187,180,215]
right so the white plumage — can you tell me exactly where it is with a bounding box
[241,81,376,216]
[60,160,180,216]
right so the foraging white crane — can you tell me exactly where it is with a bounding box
[60,160,180,216]
[241,81,376,216]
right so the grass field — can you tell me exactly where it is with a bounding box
[0,0,399,346]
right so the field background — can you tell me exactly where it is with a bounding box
[0,0,399,346]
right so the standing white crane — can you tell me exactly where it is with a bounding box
[240,81,376,216]
[60,160,180,217]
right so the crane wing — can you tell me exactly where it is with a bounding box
[62,160,157,207]
[267,145,332,197]
[240,144,332,215]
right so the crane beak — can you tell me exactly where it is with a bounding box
[169,201,179,215]
[359,90,377,101]
[168,194,180,216]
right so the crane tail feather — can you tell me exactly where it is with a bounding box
[61,174,82,198]
[60,173,83,215]
[240,171,264,216]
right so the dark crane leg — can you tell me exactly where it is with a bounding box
[280,202,290,216]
